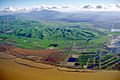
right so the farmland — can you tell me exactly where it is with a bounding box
[0,10,120,80]
[0,51,120,80]
[0,14,120,70]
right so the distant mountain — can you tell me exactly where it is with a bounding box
[0,9,120,29]
[13,10,69,21]
[24,10,66,20]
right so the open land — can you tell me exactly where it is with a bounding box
[0,52,120,80]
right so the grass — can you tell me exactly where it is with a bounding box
[0,16,109,50]
[0,34,66,49]
[0,31,108,50]
[110,32,120,36]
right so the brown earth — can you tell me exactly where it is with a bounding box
[10,47,61,55]
[0,45,120,80]
[0,56,120,80]
[0,44,62,54]
[0,44,65,65]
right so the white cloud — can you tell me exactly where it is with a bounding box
[1,4,120,12]
[81,4,120,11]
[4,6,16,11]
[62,5,73,9]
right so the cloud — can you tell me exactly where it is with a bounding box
[30,5,61,11]
[47,5,60,9]
[82,5,94,9]
[81,4,120,11]
[116,4,120,8]
[96,5,103,9]
[1,4,120,12]
[62,5,73,9]
[4,6,16,11]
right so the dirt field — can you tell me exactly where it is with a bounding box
[0,52,120,80]
[0,44,62,55]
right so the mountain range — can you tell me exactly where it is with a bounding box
[0,7,120,29]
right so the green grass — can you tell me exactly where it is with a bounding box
[0,29,108,50]
[0,16,108,50]
[110,32,120,35]
[0,34,66,49]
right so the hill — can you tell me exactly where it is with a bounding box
[0,15,107,49]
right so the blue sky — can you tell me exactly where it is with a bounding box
[0,0,120,9]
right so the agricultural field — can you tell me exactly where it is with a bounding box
[0,2,120,80]
[0,14,120,71]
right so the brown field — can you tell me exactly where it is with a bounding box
[0,44,62,55]
[0,52,120,80]
[9,47,60,55]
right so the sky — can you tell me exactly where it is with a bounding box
[0,0,120,9]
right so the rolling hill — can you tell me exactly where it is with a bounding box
[0,15,107,49]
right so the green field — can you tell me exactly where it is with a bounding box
[0,16,109,50]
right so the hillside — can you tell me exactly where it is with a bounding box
[1,10,120,29]
[0,15,107,49]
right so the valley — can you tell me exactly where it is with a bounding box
[0,9,120,80]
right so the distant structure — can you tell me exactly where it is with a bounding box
[111,29,120,32]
